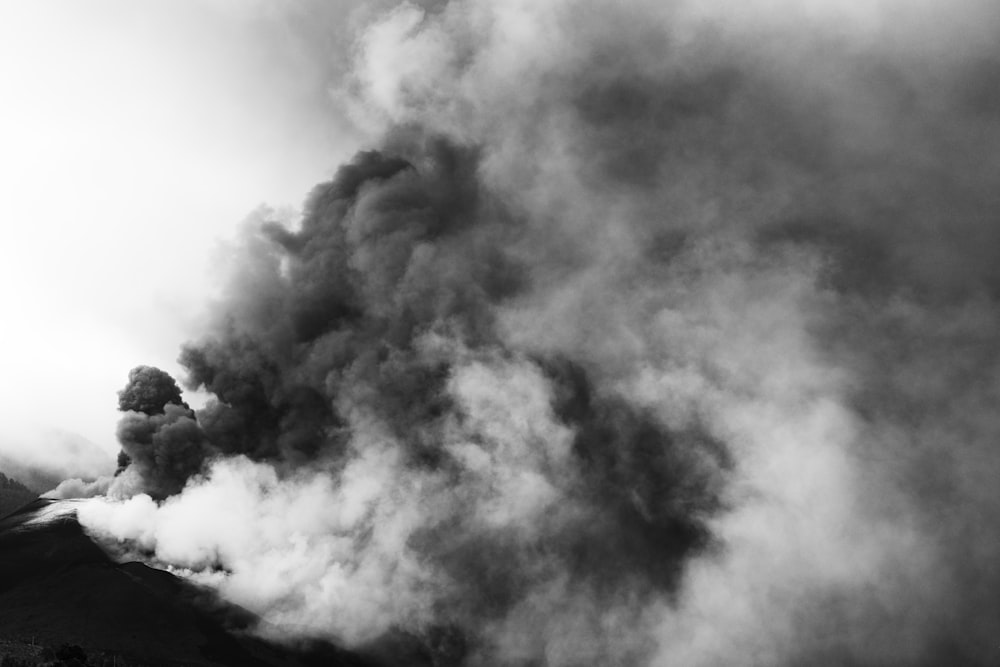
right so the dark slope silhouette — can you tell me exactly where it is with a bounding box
[0,472,36,517]
[0,498,379,667]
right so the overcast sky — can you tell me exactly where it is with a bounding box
[0,1,357,463]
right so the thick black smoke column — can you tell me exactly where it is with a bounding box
[114,365,208,499]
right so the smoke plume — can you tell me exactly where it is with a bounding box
[79,1,1000,665]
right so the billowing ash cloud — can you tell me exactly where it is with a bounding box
[78,0,1000,665]
[106,365,210,499]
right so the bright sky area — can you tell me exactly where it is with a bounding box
[0,1,356,470]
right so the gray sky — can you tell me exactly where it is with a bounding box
[0,1,356,460]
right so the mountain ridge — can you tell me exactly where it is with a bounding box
[0,498,379,667]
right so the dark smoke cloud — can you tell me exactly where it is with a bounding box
[111,366,209,499]
[114,404,208,499]
[118,365,190,416]
[176,140,518,461]
[80,0,1000,665]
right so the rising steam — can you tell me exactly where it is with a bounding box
[78,1,1000,665]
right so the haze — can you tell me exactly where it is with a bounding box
[0,1,352,465]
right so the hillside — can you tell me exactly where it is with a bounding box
[0,499,383,667]
[0,471,36,517]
